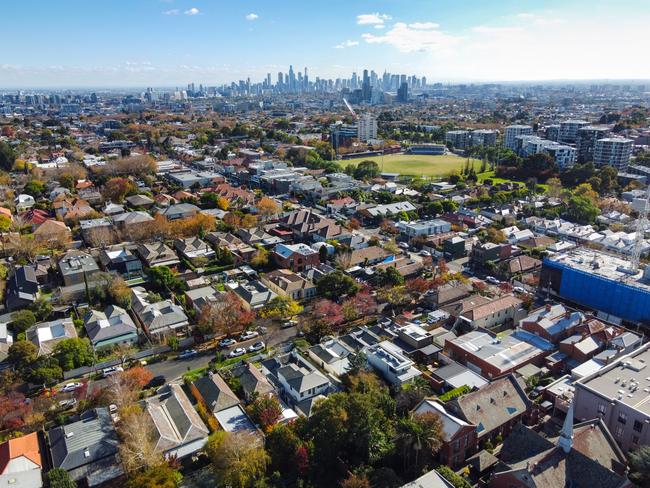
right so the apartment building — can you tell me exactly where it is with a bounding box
[445,130,470,149]
[576,125,610,163]
[559,119,589,143]
[594,137,633,170]
[504,125,533,150]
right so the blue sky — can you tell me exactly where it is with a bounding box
[2,0,650,87]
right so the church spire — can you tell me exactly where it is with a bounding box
[558,400,574,454]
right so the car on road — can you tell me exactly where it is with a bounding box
[218,338,237,348]
[513,286,526,294]
[177,349,198,360]
[145,375,166,389]
[398,242,410,249]
[59,382,83,393]
[248,341,265,353]
[281,320,298,329]
[58,398,77,410]
[102,366,124,377]
[256,326,268,334]
[485,276,500,285]
[240,330,259,341]
[419,250,431,257]
[228,347,247,358]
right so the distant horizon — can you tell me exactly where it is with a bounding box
[2,0,650,87]
[2,77,650,92]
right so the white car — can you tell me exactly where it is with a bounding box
[219,338,237,348]
[485,276,500,285]
[228,347,246,358]
[102,366,124,377]
[58,398,77,410]
[419,250,431,257]
[239,330,259,341]
[59,382,82,393]
[248,341,266,353]
[398,242,410,249]
[513,286,526,294]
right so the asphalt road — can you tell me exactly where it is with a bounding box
[86,325,298,395]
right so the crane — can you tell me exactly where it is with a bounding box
[628,183,650,273]
[342,97,357,119]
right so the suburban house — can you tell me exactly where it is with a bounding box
[229,280,277,310]
[143,384,209,459]
[307,338,353,376]
[53,196,93,221]
[27,318,77,356]
[58,250,101,287]
[47,408,124,487]
[84,305,139,350]
[444,294,525,331]
[174,237,215,263]
[14,193,35,212]
[414,399,478,469]
[6,265,39,311]
[136,242,180,268]
[98,247,144,279]
[0,432,43,488]
[205,232,256,264]
[190,372,240,415]
[131,286,189,336]
[365,340,422,386]
[125,194,155,208]
[33,219,72,247]
[445,375,532,445]
[272,243,320,272]
[262,269,316,300]
[231,363,275,402]
[112,211,154,232]
[185,286,220,314]
[519,304,585,343]
[158,203,200,220]
[262,353,332,408]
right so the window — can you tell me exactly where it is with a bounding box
[633,420,643,433]
[453,439,460,452]
[618,412,627,424]
[632,436,640,445]
[615,425,624,438]
[597,403,606,415]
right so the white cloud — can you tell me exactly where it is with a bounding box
[162,9,179,15]
[362,22,458,53]
[334,40,359,49]
[245,13,259,21]
[408,22,439,30]
[357,13,391,26]
[184,7,199,16]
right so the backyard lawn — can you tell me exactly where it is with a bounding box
[341,153,481,178]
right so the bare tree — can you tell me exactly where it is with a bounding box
[117,406,163,474]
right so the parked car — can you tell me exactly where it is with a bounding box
[228,347,246,358]
[102,366,124,378]
[177,349,198,360]
[58,398,77,410]
[240,330,259,341]
[398,242,410,249]
[281,320,297,329]
[419,250,431,256]
[486,276,500,285]
[256,326,268,334]
[248,341,266,353]
[513,286,526,294]
[59,382,82,393]
[145,375,166,389]
[219,338,237,348]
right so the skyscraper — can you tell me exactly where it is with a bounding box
[397,82,408,103]
[362,69,371,102]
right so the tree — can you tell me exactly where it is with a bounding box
[0,142,16,171]
[266,424,308,482]
[256,196,280,219]
[11,309,36,334]
[26,356,63,385]
[435,466,472,488]
[246,395,282,432]
[259,295,303,320]
[375,266,404,287]
[197,292,255,337]
[205,431,269,488]
[396,412,444,475]
[148,266,186,293]
[342,290,377,321]
[47,467,77,488]
[8,341,38,371]
[545,177,563,199]
[573,182,599,205]
[118,405,164,474]
[109,276,132,308]
[353,160,380,180]
[565,195,600,224]
[23,179,46,197]
[126,464,182,488]
[485,227,507,244]
[249,246,269,268]
[316,270,360,299]
[53,338,94,371]
[107,367,152,408]
[628,445,650,487]
[395,377,433,416]
[341,473,372,488]
[313,299,345,326]
[30,297,52,321]
[102,177,137,203]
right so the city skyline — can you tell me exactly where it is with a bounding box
[2,0,650,87]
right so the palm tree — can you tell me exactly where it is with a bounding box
[396,412,443,475]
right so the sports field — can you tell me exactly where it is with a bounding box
[342,153,480,178]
